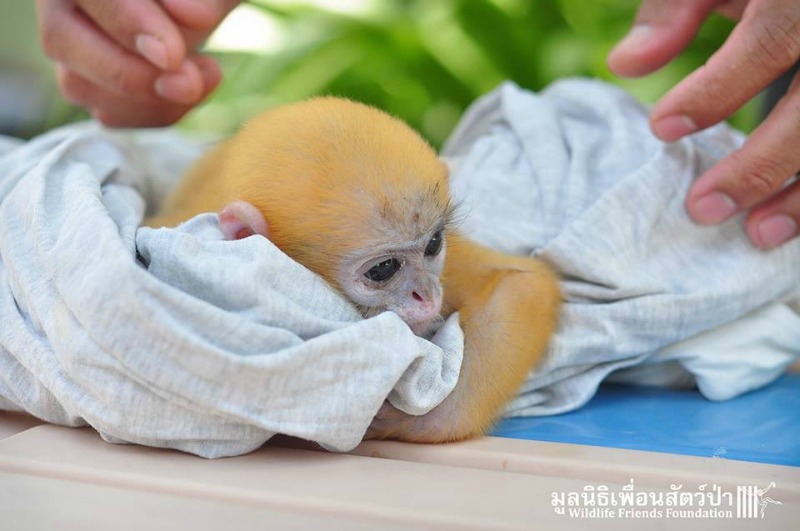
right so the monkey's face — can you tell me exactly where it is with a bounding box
[337,228,446,336]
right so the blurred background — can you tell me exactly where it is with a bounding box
[0,0,759,148]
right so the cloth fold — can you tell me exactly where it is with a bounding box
[0,125,463,457]
[443,79,799,416]
[1,79,798,457]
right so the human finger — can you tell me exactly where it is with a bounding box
[649,0,800,141]
[713,0,750,20]
[73,0,186,70]
[685,71,800,231]
[161,0,243,33]
[58,55,221,127]
[744,178,800,249]
[57,66,190,127]
[161,0,243,54]
[607,0,720,78]
[38,1,204,104]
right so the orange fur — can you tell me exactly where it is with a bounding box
[367,233,561,442]
[147,97,561,443]
[150,98,450,286]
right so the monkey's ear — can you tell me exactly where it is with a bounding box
[219,201,270,240]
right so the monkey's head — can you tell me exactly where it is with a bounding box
[219,97,454,335]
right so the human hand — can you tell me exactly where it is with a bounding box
[35,0,241,127]
[607,0,800,250]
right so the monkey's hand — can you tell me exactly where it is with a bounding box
[365,247,561,443]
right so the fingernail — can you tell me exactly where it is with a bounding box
[690,192,737,224]
[756,214,797,249]
[136,34,169,70]
[653,115,697,142]
[610,25,652,55]
[155,73,197,104]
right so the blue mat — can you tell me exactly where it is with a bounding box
[492,374,800,466]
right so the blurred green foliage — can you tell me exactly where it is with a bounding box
[182,0,758,147]
[1,0,757,143]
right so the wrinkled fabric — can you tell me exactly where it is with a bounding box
[1,79,798,458]
[443,80,799,416]
[0,125,463,457]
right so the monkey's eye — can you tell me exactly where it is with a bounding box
[364,258,401,282]
[424,231,443,257]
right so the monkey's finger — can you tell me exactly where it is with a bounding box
[745,178,800,249]
[73,0,186,70]
[685,70,800,234]
[37,0,203,105]
[649,0,800,141]
[607,0,720,78]
[57,55,221,127]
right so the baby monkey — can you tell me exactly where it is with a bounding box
[147,98,560,443]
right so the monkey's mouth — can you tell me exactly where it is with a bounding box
[407,314,444,339]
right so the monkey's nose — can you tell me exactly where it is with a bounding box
[411,290,440,314]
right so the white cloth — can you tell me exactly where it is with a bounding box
[1,79,798,457]
[0,126,463,457]
[443,80,800,416]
